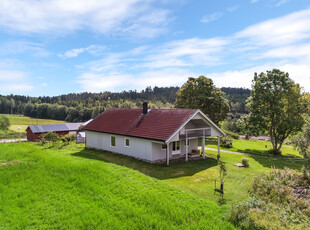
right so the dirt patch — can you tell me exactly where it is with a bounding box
[193,178,204,182]
[0,160,22,167]
[173,171,185,176]
[234,163,245,167]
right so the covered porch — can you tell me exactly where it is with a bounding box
[165,127,221,166]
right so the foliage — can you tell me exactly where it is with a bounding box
[222,129,240,139]
[247,69,304,154]
[301,92,310,119]
[220,136,233,148]
[0,142,234,229]
[0,115,10,131]
[222,113,250,136]
[292,120,310,169]
[40,131,60,146]
[175,76,230,124]
[221,87,251,113]
[218,160,227,182]
[241,158,249,167]
[229,168,310,229]
[0,87,177,122]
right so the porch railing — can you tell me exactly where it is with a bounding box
[179,127,211,139]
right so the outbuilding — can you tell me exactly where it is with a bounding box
[26,123,84,141]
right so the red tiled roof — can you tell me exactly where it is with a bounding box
[84,108,197,141]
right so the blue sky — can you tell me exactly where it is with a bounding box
[0,0,310,96]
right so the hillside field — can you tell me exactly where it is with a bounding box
[6,114,66,133]
[0,142,305,229]
[0,142,234,229]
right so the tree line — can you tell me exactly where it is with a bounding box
[0,86,250,122]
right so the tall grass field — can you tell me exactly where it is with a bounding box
[0,142,235,229]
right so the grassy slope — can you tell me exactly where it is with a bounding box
[0,115,66,139]
[6,115,66,133]
[206,139,301,158]
[0,142,234,229]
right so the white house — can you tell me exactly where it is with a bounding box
[84,103,225,165]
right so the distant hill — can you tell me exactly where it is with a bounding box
[0,86,251,122]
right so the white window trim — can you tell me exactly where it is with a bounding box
[125,138,130,148]
[110,136,116,147]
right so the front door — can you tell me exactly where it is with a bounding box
[172,141,180,155]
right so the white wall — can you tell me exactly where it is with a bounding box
[180,139,198,155]
[151,142,167,161]
[86,131,153,162]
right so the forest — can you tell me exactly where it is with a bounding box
[0,86,250,122]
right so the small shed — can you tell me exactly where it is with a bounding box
[76,132,86,144]
[26,123,84,141]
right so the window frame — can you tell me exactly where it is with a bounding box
[110,136,116,147]
[125,138,130,147]
[184,139,190,147]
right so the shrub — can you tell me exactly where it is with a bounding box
[40,132,60,146]
[220,136,232,148]
[229,168,310,229]
[242,158,249,167]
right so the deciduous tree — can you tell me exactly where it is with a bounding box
[175,76,230,124]
[292,120,310,169]
[247,69,304,154]
[0,115,10,132]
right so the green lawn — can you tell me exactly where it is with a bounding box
[0,142,305,229]
[0,142,234,229]
[205,139,301,158]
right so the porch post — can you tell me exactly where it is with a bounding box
[166,142,170,166]
[186,132,188,162]
[217,136,220,159]
[202,136,205,159]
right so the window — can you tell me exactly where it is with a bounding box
[172,141,180,151]
[110,136,116,147]
[162,143,167,149]
[125,138,130,147]
[184,139,190,146]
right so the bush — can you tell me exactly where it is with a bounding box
[242,158,249,167]
[40,132,60,146]
[229,168,310,229]
[220,136,232,148]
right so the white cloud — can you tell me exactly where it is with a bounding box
[0,69,33,94]
[76,8,310,93]
[142,38,228,69]
[227,6,239,13]
[210,63,310,92]
[1,41,50,57]
[0,0,170,38]
[200,12,223,24]
[274,0,290,7]
[235,8,310,47]
[60,45,105,58]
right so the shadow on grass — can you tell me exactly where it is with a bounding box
[248,155,305,170]
[72,148,218,180]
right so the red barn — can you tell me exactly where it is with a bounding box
[26,123,84,141]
